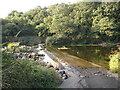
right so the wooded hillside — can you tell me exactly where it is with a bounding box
[2,2,120,45]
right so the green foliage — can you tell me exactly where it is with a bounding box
[2,2,120,45]
[16,36,41,45]
[2,52,62,88]
[3,36,41,46]
[7,42,20,49]
[2,51,14,69]
[91,2,120,42]
[109,53,119,73]
[46,36,71,46]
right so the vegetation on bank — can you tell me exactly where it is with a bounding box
[2,36,43,46]
[1,1,120,87]
[1,2,120,46]
[2,52,62,88]
[7,42,20,51]
[109,47,120,74]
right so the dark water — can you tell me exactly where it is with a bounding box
[59,46,112,69]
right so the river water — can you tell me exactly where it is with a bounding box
[58,46,113,70]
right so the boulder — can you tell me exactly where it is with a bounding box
[58,70,66,76]
[62,74,68,80]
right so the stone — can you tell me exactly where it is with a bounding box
[58,70,66,77]
[97,71,101,73]
[62,74,68,79]
[47,65,54,68]
[55,68,59,70]
[94,74,98,75]
[80,75,84,78]
[28,54,32,58]
[38,54,45,56]
[39,61,47,66]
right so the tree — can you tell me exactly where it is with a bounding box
[2,1,120,45]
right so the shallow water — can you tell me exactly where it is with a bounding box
[58,46,112,69]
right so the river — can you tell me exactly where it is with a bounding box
[48,46,114,70]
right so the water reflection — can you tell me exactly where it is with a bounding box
[60,46,112,69]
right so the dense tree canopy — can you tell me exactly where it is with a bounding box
[2,2,120,45]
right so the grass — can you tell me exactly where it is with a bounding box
[2,52,62,88]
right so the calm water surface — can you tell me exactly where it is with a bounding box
[59,46,112,69]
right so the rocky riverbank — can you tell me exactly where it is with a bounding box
[46,46,119,88]
[38,48,119,88]
[5,44,119,88]
[57,59,119,88]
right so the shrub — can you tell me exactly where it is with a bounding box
[7,42,20,52]
[46,36,71,46]
[46,36,56,46]
[2,52,62,88]
[18,36,40,45]
[7,42,20,49]
[109,53,119,73]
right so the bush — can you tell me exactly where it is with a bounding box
[3,36,41,46]
[18,36,41,45]
[7,42,20,51]
[46,36,56,46]
[2,51,15,68]
[109,53,119,73]
[46,36,71,46]
[2,52,62,88]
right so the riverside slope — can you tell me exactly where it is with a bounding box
[38,48,119,88]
